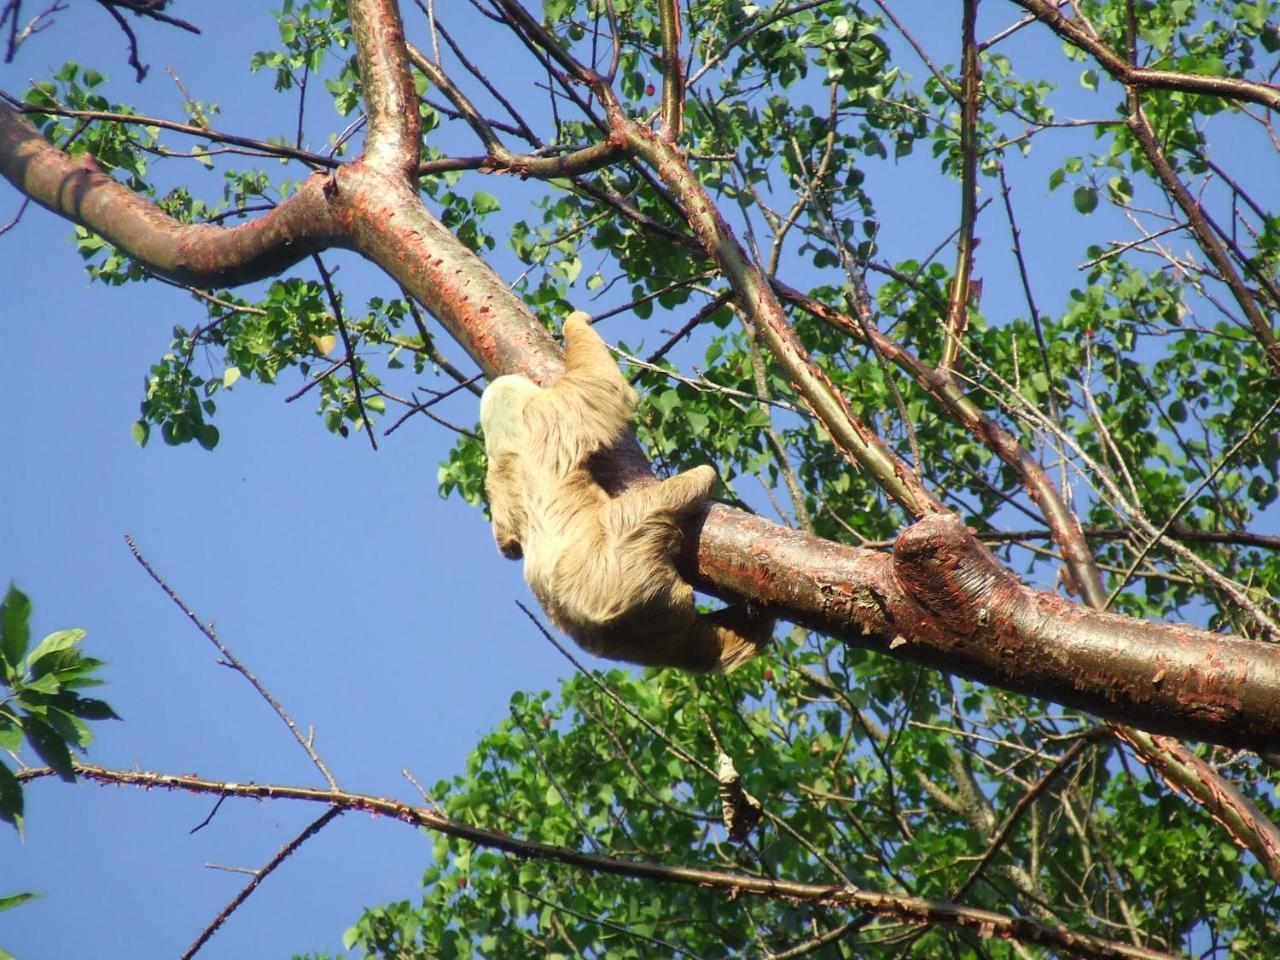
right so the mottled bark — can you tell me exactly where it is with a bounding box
[699,510,1280,752]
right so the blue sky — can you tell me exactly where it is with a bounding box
[0,5,573,957]
[2,1,1274,957]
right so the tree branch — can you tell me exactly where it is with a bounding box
[17,761,1183,960]
[656,0,684,138]
[624,121,945,519]
[0,101,344,286]
[1124,92,1280,377]
[940,0,980,372]
[181,807,342,960]
[1009,0,1280,111]
[348,0,420,175]
[5,7,1280,754]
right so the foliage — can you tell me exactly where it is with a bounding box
[0,585,118,834]
[314,634,1280,958]
[6,0,1280,956]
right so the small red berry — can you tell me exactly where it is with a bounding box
[645,84,656,96]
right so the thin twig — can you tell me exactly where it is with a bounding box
[950,739,1092,901]
[1105,394,1280,608]
[124,535,339,789]
[180,806,342,960]
[311,254,378,450]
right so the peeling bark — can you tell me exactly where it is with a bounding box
[698,511,1280,752]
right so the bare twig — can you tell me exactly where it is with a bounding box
[1105,394,1280,607]
[181,806,342,960]
[950,739,1091,901]
[2,97,339,168]
[123,535,339,790]
[311,254,378,451]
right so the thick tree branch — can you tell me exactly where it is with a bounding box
[348,0,420,175]
[655,0,684,138]
[1119,727,1280,877]
[769,287,1280,874]
[774,280,1106,607]
[0,101,344,285]
[699,510,1280,753]
[1008,0,1280,111]
[18,762,1182,960]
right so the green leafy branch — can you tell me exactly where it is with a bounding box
[0,585,119,836]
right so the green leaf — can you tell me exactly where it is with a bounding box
[0,892,38,912]
[1073,186,1098,214]
[0,716,19,753]
[42,707,93,750]
[21,716,76,782]
[27,649,96,681]
[1107,175,1134,205]
[131,419,150,446]
[25,629,85,673]
[195,423,220,451]
[0,586,31,670]
[61,697,120,722]
[0,760,23,833]
[23,673,61,696]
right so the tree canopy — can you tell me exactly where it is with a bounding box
[2,0,1279,957]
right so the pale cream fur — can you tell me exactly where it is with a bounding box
[480,312,773,672]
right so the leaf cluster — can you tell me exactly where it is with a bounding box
[0,585,118,836]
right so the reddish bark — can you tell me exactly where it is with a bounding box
[698,509,1280,751]
[0,103,344,286]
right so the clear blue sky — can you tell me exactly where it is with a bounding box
[2,2,1270,957]
[0,5,575,957]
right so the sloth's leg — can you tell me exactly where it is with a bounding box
[638,465,717,514]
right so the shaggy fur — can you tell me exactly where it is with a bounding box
[480,312,773,672]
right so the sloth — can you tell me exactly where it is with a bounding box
[480,311,773,672]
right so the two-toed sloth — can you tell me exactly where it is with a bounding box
[480,311,773,672]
